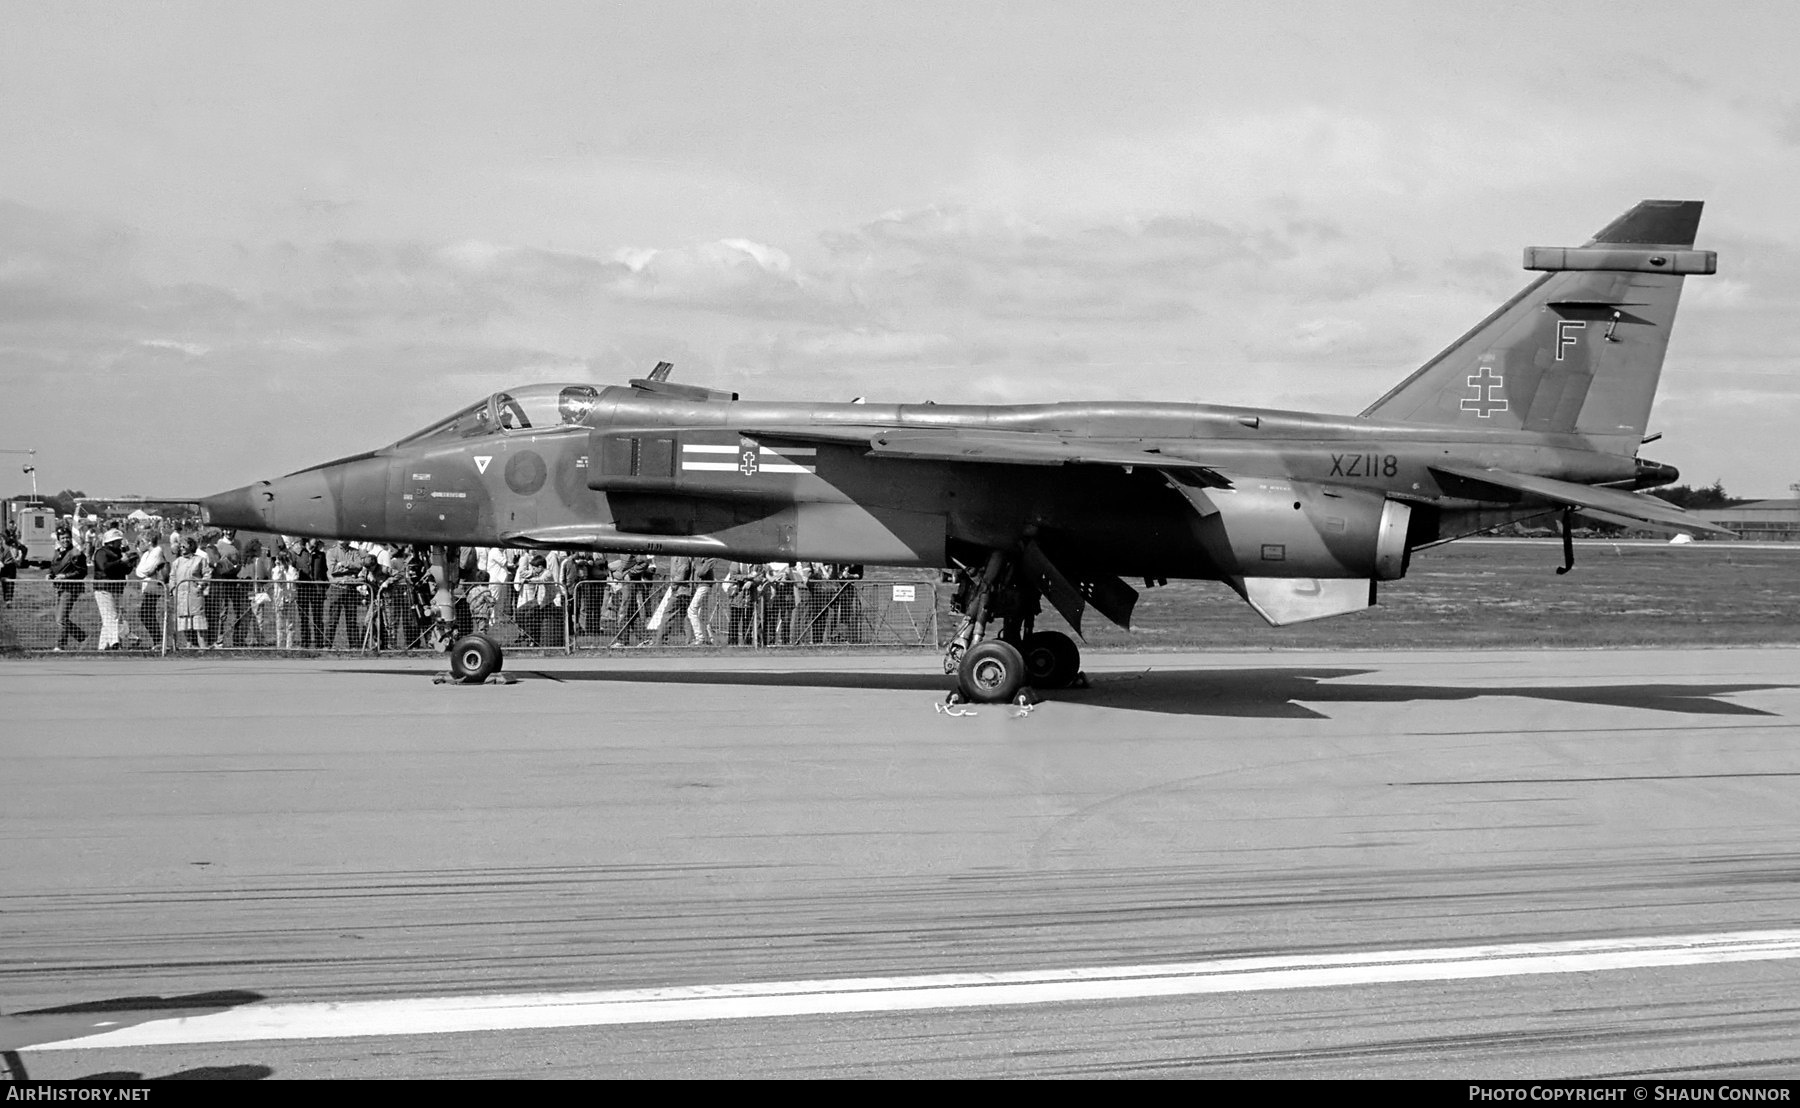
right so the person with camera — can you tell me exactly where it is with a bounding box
[92,528,134,650]
[607,553,656,646]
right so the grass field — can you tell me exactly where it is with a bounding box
[993,541,1800,652]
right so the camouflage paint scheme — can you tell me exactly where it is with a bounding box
[202,201,1724,633]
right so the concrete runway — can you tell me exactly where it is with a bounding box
[4,646,1799,1079]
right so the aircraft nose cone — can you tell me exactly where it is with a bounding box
[198,459,382,540]
[200,483,270,532]
[198,482,268,532]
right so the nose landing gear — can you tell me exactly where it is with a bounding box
[443,631,513,685]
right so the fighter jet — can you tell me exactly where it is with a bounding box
[202,200,1727,701]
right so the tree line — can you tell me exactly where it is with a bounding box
[1645,480,1750,509]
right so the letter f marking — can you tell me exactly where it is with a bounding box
[1555,319,1586,362]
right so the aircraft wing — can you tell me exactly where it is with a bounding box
[743,426,1233,485]
[1429,463,1734,538]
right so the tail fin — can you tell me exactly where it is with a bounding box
[1361,200,1712,454]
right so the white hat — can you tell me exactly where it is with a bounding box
[102,528,125,543]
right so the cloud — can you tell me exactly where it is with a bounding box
[5,179,1798,499]
[1778,102,1800,146]
[784,328,957,363]
[604,237,855,323]
[137,339,210,357]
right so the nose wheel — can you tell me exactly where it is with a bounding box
[447,632,507,684]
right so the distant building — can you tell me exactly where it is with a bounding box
[1696,499,1800,542]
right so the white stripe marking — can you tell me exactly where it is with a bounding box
[681,444,740,454]
[762,446,816,456]
[678,461,815,474]
[27,930,1800,1050]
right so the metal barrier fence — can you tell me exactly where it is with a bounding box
[2,577,172,653]
[1,576,939,654]
[565,578,940,649]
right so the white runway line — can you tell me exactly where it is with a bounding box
[30,929,1800,1050]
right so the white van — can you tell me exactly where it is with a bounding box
[5,503,60,566]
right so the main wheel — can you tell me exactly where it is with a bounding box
[449,633,503,684]
[1021,630,1080,689]
[957,639,1028,704]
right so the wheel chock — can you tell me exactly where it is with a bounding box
[434,671,517,686]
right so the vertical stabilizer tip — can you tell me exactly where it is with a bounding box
[1591,200,1704,247]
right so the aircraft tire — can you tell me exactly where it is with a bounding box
[958,640,1028,704]
[449,633,502,684]
[1021,630,1080,689]
[476,631,504,672]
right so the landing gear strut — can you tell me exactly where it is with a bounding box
[942,550,1081,704]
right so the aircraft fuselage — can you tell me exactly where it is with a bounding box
[203,391,1659,585]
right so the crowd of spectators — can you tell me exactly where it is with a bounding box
[589,557,867,648]
[11,518,874,652]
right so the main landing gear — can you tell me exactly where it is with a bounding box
[943,551,1082,704]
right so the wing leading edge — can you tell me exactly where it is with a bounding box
[742,425,1232,485]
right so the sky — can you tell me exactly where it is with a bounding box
[3,0,1798,500]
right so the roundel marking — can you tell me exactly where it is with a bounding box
[504,450,547,496]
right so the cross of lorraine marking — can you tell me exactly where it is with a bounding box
[1461,367,1507,418]
[739,450,760,477]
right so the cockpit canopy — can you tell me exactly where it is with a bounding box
[396,383,601,446]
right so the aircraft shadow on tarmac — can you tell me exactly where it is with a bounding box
[341,665,1790,720]
[1061,668,1790,720]
[1,990,270,1081]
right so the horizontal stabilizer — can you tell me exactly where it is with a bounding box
[1430,463,1733,538]
[1234,577,1375,626]
[1572,507,1687,534]
[1522,246,1715,275]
